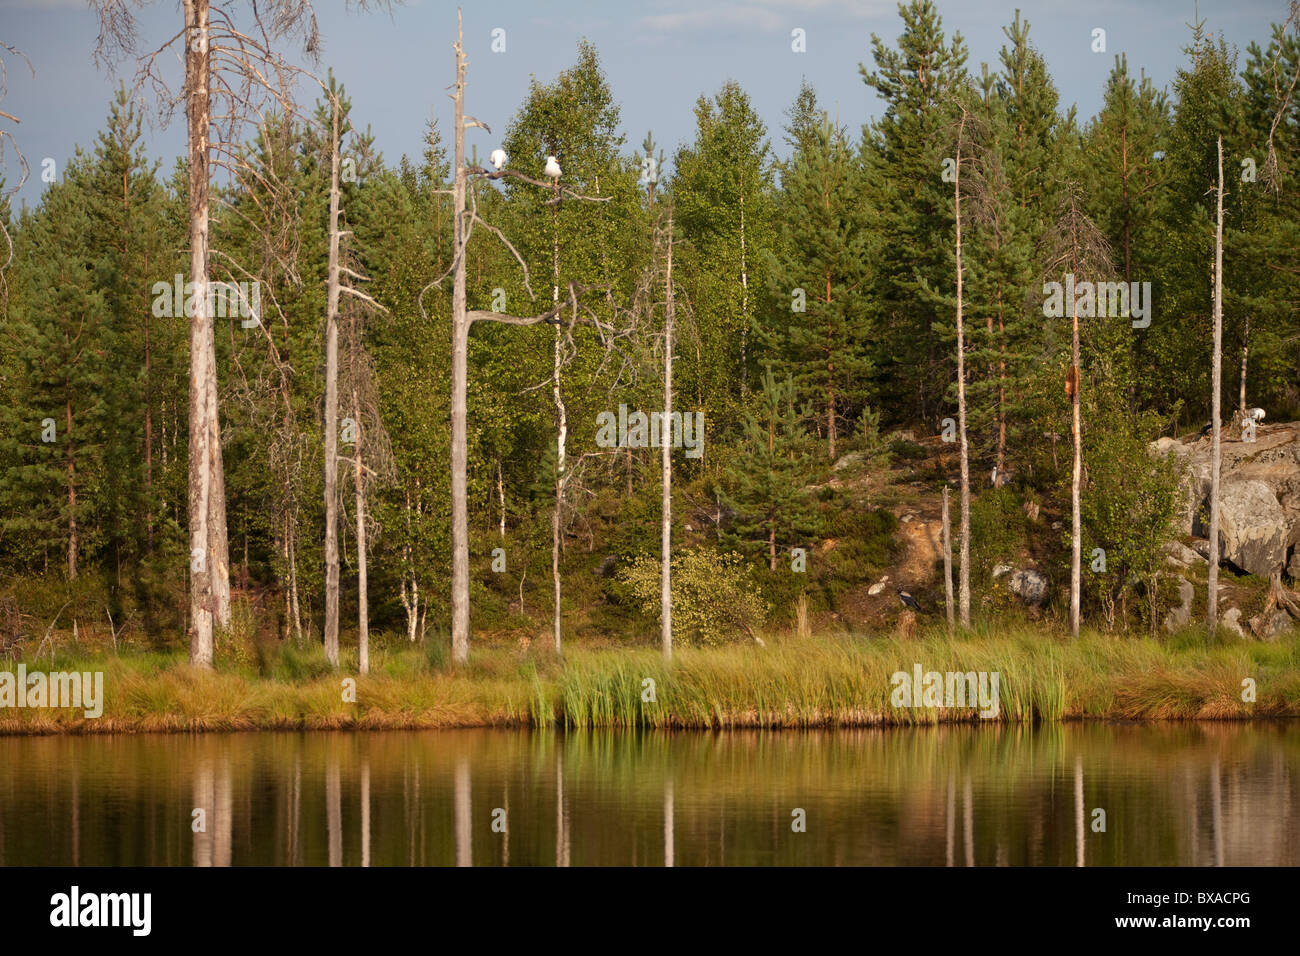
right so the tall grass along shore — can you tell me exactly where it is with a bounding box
[1,624,1297,734]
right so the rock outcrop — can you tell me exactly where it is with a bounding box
[1151,422,1300,577]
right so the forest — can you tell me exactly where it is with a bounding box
[2,0,1299,677]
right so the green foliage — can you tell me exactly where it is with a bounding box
[1081,408,1184,629]
[715,369,825,568]
[969,487,1027,583]
[617,549,767,646]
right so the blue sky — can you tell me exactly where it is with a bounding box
[1,0,1292,209]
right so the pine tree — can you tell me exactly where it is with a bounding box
[859,0,969,426]
[765,103,873,461]
[716,370,823,571]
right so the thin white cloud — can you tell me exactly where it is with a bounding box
[635,0,895,36]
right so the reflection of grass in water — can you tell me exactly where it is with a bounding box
[1,625,1298,732]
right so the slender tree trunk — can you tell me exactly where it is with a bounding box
[354,386,368,675]
[144,264,154,553]
[825,269,836,460]
[449,13,471,665]
[1238,314,1249,414]
[1070,300,1082,639]
[65,395,77,580]
[288,515,303,646]
[185,0,217,666]
[661,212,675,662]
[995,290,1007,479]
[401,484,419,643]
[1208,135,1224,633]
[496,460,506,539]
[954,112,971,628]
[942,485,954,630]
[551,189,565,655]
[323,95,342,668]
[738,189,748,393]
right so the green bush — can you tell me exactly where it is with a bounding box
[969,487,1027,583]
[617,548,768,646]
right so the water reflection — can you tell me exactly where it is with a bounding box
[0,723,1296,866]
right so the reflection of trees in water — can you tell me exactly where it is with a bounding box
[0,724,1296,864]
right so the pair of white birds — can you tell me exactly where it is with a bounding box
[488,149,562,180]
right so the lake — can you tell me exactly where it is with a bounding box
[1,723,1296,866]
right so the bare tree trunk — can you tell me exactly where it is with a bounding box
[995,291,1007,479]
[942,485,954,630]
[954,111,971,629]
[551,190,565,655]
[1070,299,1082,639]
[825,269,836,460]
[144,276,154,552]
[497,459,506,539]
[288,516,303,646]
[323,95,342,668]
[1208,135,1224,633]
[738,189,748,393]
[65,395,77,579]
[354,385,368,675]
[401,484,419,643]
[185,0,217,667]
[449,14,471,665]
[661,213,675,662]
[1238,314,1249,415]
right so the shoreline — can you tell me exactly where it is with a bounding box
[2,627,1298,735]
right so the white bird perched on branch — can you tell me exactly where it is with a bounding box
[544,155,562,181]
[489,148,508,171]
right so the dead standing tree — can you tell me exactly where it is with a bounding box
[952,105,973,629]
[429,10,609,665]
[321,83,386,669]
[0,41,32,300]
[1041,184,1113,638]
[92,0,330,666]
[1209,135,1225,633]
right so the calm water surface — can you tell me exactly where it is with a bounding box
[0,723,1296,866]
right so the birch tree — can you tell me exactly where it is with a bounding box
[1207,135,1224,633]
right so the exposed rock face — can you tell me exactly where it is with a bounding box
[1162,541,1206,569]
[993,567,1048,606]
[1151,423,1300,576]
[1217,480,1288,576]
[1009,570,1049,606]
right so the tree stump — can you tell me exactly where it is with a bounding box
[896,609,916,639]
